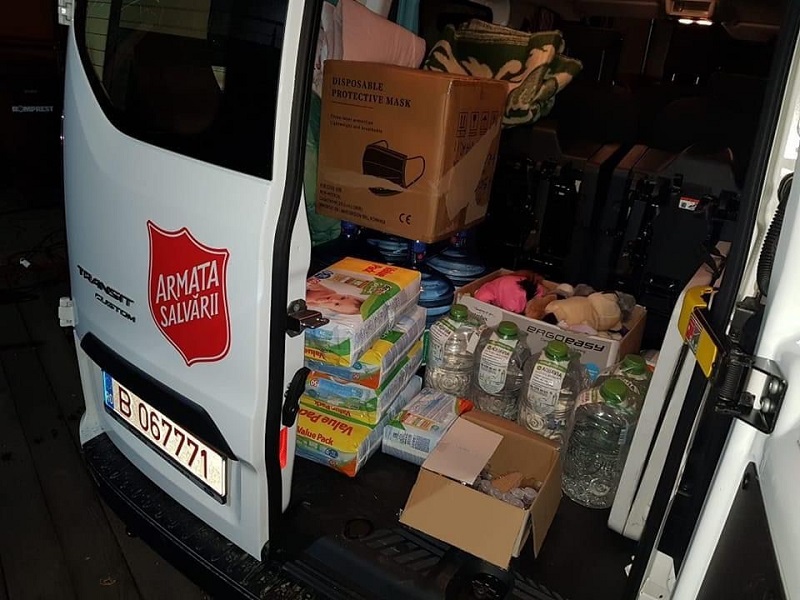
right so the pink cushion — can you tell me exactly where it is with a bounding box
[340,0,426,68]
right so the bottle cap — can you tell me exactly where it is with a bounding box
[622,354,647,374]
[497,321,518,339]
[545,341,569,360]
[412,240,427,253]
[600,378,628,404]
[450,304,468,321]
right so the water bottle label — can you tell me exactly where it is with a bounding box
[528,357,568,416]
[575,387,602,409]
[477,333,517,394]
[429,318,456,365]
[466,325,486,354]
[618,425,629,447]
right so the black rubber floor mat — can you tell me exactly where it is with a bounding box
[281,454,635,600]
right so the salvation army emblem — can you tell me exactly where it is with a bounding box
[147,221,231,366]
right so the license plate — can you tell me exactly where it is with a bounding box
[102,372,227,500]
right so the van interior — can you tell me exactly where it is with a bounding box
[290,1,786,599]
[74,0,790,598]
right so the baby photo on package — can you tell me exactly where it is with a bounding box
[304,257,421,367]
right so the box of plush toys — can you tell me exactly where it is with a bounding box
[458,270,646,379]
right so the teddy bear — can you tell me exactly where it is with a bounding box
[543,292,623,335]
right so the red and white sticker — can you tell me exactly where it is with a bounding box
[679,196,701,211]
[147,221,231,366]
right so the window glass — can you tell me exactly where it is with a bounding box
[80,0,289,180]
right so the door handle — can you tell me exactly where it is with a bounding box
[282,366,310,427]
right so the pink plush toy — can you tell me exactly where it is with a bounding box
[474,273,545,314]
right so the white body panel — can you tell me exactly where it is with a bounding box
[63,1,309,558]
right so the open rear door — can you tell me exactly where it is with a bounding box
[63,0,316,559]
[669,176,800,599]
[646,14,800,597]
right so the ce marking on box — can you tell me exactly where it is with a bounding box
[399,213,412,225]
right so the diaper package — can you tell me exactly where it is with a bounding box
[304,258,422,367]
[297,375,423,477]
[303,339,423,425]
[382,387,474,465]
[305,305,426,389]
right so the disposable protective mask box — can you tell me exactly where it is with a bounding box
[316,60,508,243]
[399,411,562,569]
[458,270,646,377]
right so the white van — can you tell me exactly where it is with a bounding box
[60,1,797,598]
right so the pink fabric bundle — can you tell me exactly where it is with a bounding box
[473,275,530,314]
[340,0,426,67]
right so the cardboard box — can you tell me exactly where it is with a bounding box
[458,270,646,377]
[400,410,561,569]
[316,60,508,243]
[382,386,474,465]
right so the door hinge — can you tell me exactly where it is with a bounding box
[57,0,74,25]
[58,297,76,327]
[679,288,787,433]
[713,351,786,434]
[286,299,328,338]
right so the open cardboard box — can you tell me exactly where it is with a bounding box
[458,269,647,375]
[399,410,561,570]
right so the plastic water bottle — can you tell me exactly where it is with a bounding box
[595,354,652,407]
[517,340,584,448]
[364,232,410,265]
[470,321,530,420]
[408,240,456,329]
[562,378,640,509]
[427,230,488,287]
[425,304,484,396]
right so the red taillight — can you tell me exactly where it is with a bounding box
[279,427,288,469]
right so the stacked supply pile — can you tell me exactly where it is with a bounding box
[298,257,426,476]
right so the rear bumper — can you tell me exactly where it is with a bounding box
[83,433,307,600]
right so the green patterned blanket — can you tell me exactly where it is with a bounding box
[424,20,582,127]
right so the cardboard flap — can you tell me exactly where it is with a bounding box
[400,469,526,569]
[422,418,502,484]
[439,120,502,219]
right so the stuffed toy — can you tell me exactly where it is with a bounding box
[544,292,623,335]
[474,271,546,314]
[475,273,633,337]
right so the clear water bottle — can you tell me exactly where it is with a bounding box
[425,304,484,396]
[517,340,583,448]
[562,378,640,509]
[470,321,530,420]
[408,240,456,329]
[594,354,652,408]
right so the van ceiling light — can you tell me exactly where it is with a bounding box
[696,19,713,26]
[678,18,695,25]
[665,0,716,20]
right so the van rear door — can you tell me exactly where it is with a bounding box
[64,0,313,559]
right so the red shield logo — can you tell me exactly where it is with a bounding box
[147,221,231,366]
